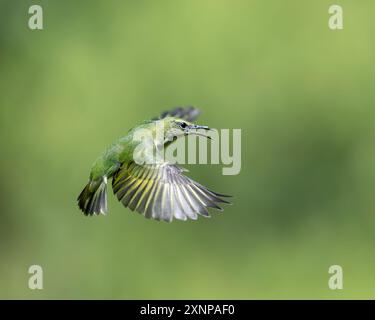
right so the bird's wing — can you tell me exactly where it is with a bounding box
[112,161,230,222]
[153,106,201,122]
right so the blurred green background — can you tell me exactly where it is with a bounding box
[1,0,374,299]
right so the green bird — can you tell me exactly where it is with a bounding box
[77,106,231,221]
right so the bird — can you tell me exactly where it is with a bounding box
[77,106,231,222]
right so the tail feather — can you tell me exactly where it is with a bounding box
[77,178,108,216]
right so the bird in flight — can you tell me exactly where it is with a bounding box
[77,106,231,222]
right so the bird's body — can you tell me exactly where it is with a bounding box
[78,107,231,221]
[89,123,144,181]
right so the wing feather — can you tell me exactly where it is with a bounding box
[111,162,230,222]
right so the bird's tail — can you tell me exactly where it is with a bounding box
[77,177,108,216]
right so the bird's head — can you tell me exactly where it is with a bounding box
[162,117,211,143]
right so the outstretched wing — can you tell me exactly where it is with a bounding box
[112,162,231,222]
[153,106,201,122]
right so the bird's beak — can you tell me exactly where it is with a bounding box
[190,125,210,130]
[187,125,212,139]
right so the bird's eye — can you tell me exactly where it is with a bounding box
[179,122,187,129]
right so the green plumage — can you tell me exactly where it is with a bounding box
[77,106,231,221]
